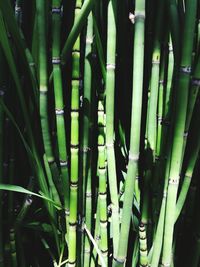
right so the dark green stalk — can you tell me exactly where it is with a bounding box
[113,1,145,265]
[0,91,3,267]
[162,1,198,265]
[9,229,17,267]
[36,0,54,164]
[105,0,119,258]
[175,110,200,221]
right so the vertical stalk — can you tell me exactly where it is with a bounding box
[36,0,54,164]
[82,12,93,267]
[52,0,70,225]
[68,0,82,265]
[113,1,145,265]
[98,99,108,265]
[162,1,197,265]
[105,0,119,257]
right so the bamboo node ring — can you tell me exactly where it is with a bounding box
[169,178,179,185]
[55,109,64,115]
[129,153,139,162]
[15,6,21,12]
[52,57,61,64]
[106,63,116,70]
[86,37,93,44]
[180,66,192,74]
[52,7,61,14]
[192,78,200,86]
[60,160,68,167]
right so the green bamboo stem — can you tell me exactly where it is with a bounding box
[162,1,198,265]
[98,99,108,265]
[139,223,148,267]
[82,12,93,267]
[131,236,139,267]
[61,0,94,64]
[113,1,145,265]
[180,55,200,166]
[68,0,82,265]
[150,145,172,267]
[52,0,69,223]
[146,0,165,158]
[36,0,54,164]
[105,0,120,259]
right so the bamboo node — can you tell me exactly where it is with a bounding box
[52,7,62,14]
[55,109,64,115]
[52,57,61,64]
[82,146,91,152]
[152,59,160,65]
[106,63,115,70]
[114,257,126,264]
[169,178,179,185]
[86,37,93,44]
[134,12,145,20]
[65,209,70,216]
[192,78,200,86]
[185,174,192,179]
[60,160,68,167]
[180,66,192,74]
[15,6,21,12]
[129,153,139,162]
[86,192,92,197]
[29,62,35,67]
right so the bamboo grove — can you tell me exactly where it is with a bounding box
[1,0,200,266]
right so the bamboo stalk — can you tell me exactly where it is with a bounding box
[98,99,108,265]
[82,12,93,267]
[105,0,120,259]
[68,0,82,265]
[113,1,145,265]
[51,0,70,226]
[162,1,198,265]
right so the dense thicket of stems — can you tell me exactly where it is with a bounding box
[0,1,200,267]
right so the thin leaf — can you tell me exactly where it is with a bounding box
[0,184,62,210]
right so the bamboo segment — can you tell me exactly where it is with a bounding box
[98,99,108,265]
[162,1,198,265]
[68,0,82,265]
[105,0,120,258]
[52,0,69,223]
[36,0,54,164]
[82,12,93,267]
[113,1,145,265]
